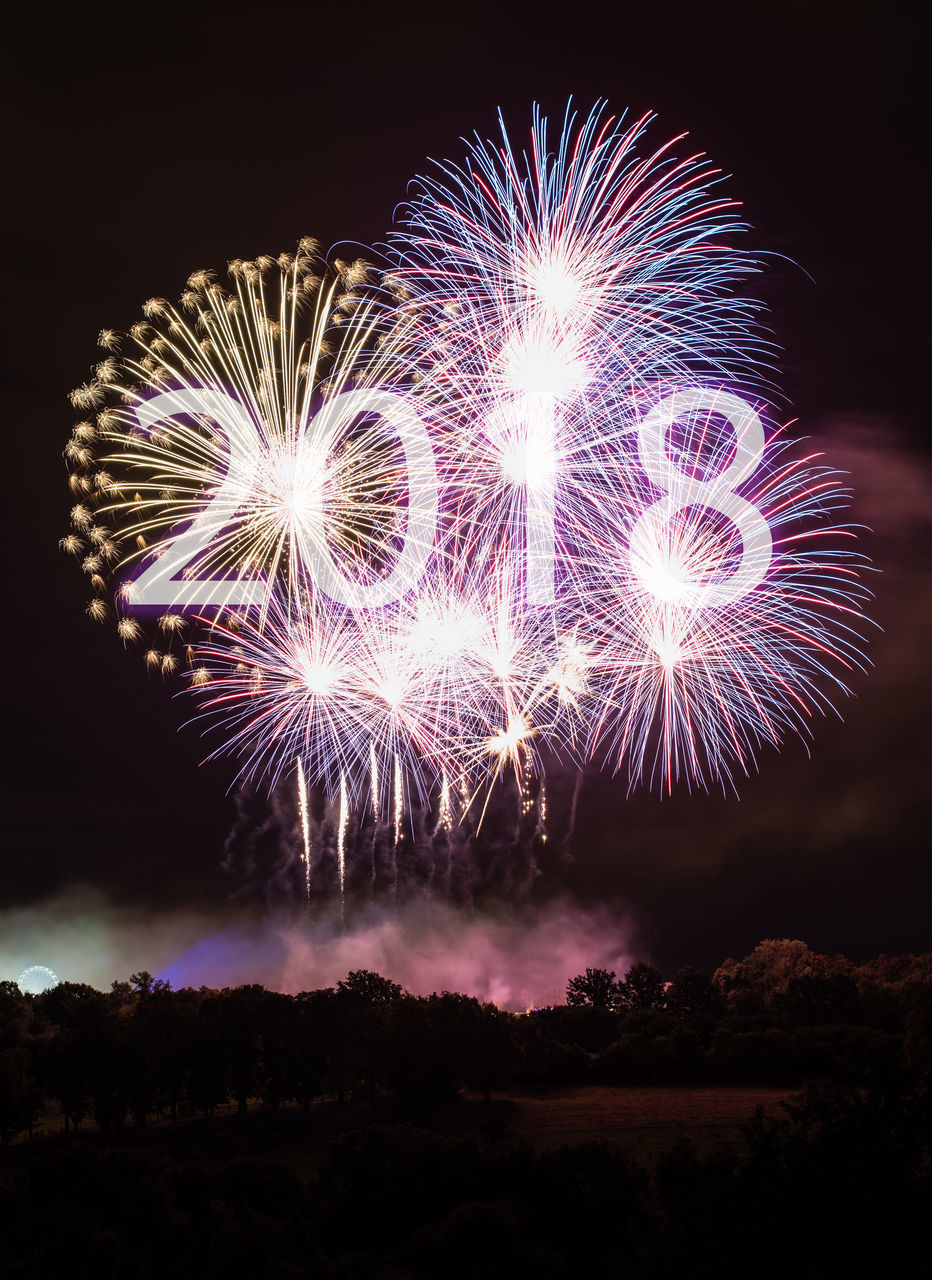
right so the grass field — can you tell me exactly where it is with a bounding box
[496,1084,793,1162]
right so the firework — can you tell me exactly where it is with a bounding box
[387,100,773,613]
[392,100,771,389]
[185,558,559,808]
[64,242,436,640]
[62,100,871,841]
[580,395,870,790]
[296,755,312,902]
[337,773,348,921]
[382,103,869,794]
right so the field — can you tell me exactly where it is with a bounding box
[497,1084,793,1162]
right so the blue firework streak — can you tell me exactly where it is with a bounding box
[388,99,773,402]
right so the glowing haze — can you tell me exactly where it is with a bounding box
[0,888,634,1012]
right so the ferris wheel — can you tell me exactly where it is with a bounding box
[17,965,60,994]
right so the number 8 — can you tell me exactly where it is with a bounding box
[629,388,772,607]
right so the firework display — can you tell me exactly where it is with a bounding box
[62,101,869,831]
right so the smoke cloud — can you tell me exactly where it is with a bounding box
[0,886,636,1011]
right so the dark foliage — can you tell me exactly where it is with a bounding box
[0,1080,928,1278]
[0,945,930,1274]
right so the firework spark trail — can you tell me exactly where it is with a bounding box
[435,771,454,897]
[392,754,403,903]
[562,770,583,864]
[296,756,312,905]
[369,740,380,820]
[369,739,379,898]
[436,772,453,834]
[337,773,348,926]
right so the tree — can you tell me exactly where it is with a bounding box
[333,974,407,1106]
[619,963,666,1011]
[41,1031,91,1131]
[715,939,814,1009]
[141,987,197,1122]
[566,968,618,1008]
[130,971,154,996]
[0,983,28,1049]
[88,1019,129,1135]
[293,990,330,1108]
[904,980,932,1079]
[337,970,404,1005]
[666,967,717,1018]
[0,1046,43,1144]
[187,994,229,1117]
[777,972,859,1026]
[0,981,26,1022]
[36,981,104,1031]
[220,986,267,1114]
[257,991,302,1111]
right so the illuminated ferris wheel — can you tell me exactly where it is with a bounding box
[17,965,60,994]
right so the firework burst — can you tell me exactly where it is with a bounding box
[64,241,431,640]
[62,100,871,842]
[580,395,871,790]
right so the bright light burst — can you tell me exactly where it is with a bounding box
[581,421,870,792]
[390,100,771,397]
[63,100,871,826]
[67,241,422,626]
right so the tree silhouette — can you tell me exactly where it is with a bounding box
[665,966,717,1018]
[338,970,404,1004]
[619,963,666,1010]
[566,968,619,1008]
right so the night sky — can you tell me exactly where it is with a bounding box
[2,0,929,986]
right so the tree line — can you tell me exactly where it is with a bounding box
[1,937,930,1144]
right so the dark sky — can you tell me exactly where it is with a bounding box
[2,0,929,978]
